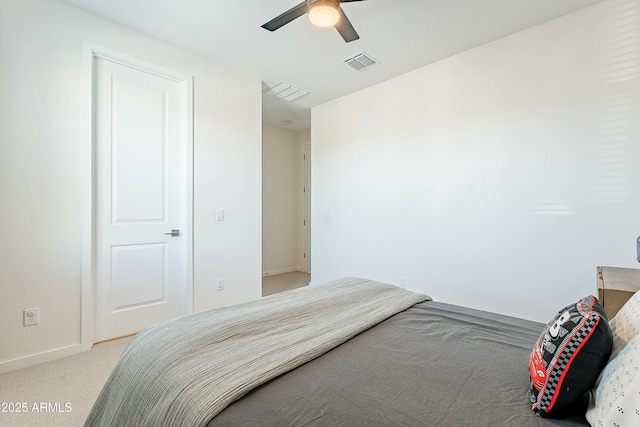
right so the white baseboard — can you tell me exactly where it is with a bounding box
[0,344,83,374]
[262,267,303,277]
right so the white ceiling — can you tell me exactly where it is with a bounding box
[60,0,602,132]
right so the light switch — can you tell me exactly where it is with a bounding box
[216,209,224,221]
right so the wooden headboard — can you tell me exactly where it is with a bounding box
[597,266,640,319]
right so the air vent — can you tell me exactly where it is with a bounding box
[344,52,377,71]
[263,82,309,102]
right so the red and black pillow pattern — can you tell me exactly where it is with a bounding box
[529,295,612,417]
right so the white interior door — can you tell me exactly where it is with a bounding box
[94,56,190,342]
[303,143,311,273]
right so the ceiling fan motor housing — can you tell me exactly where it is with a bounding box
[307,0,340,6]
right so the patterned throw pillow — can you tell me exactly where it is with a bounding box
[529,296,612,417]
[608,290,640,361]
[586,334,640,426]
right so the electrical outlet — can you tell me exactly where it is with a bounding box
[399,278,406,289]
[216,278,224,291]
[23,308,39,326]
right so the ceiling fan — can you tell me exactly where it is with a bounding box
[261,0,368,43]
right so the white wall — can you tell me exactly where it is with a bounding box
[0,0,262,372]
[262,124,301,275]
[262,125,311,276]
[311,0,640,322]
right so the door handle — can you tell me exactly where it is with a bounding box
[164,229,180,237]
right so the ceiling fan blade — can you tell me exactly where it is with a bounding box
[261,1,308,32]
[335,8,359,42]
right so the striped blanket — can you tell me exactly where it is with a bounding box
[84,277,429,427]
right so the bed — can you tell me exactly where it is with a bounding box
[85,277,640,427]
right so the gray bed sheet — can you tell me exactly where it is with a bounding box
[207,301,590,427]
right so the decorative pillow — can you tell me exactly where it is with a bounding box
[529,295,612,417]
[586,333,640,426]
[608,290,640,361]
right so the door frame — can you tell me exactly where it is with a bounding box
[81,43,194,351]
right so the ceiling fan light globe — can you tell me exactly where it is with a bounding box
[308,0,340,28]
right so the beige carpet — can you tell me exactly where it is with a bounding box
[0,336,132,427]
[262,271,310,296]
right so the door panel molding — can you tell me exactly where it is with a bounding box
[110,243,167,312]
[81,43,193,350]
